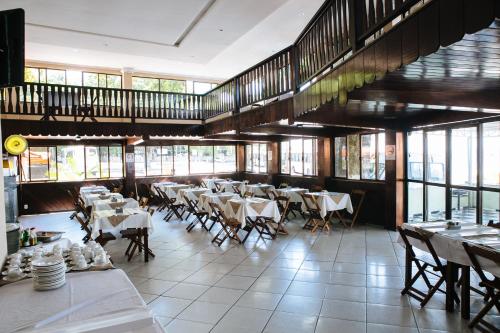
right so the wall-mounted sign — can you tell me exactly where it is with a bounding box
[126,153,135,163]
[385,145,396,161]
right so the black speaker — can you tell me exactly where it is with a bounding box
[0,8,24,88]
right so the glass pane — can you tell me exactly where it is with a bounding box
[451,127,477,186]
[186,80,194,94]
[407,130,423,180]
[29,147,49,181]
[303,139,316,176]
[21,150,30,182]
[48,147,57,180]
[482,191,499,225]
[361,134,376,179]
[347,135,360,180]
[134,146,146,177]
[245,145,252,172]
[377,133,385,180]
[426,185,446,221]
[161,146,174,175]
[107,75,122,89]
[252,143,259,173]
[190,146,214,174]
[290,139,303,176]
[98,74,107,87]
[174,145,189,175]
[83,72,99,87]
[407,182,423,223]
[426,130,446,183]
[451,188,477,223]
[46,69,66,85]
[193,82,213,94]
[132,77,159,91]
[57,146,85,181]
[280,141,290,174]
[109,146,123,178]
[160,79,186,93]
[259,144,267,173]
[100,147,110,178]
[214,146,236,173]
[483,121,500,188]
[24,67,39,83]
[85,146,100,179]
[334,137,347,177]
[66,70,82,86]
[39,69,46,83]
[146,146,162,176]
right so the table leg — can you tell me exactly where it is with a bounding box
[404,246,412,287]
[461,265,470,319]
[143,228,149,262]
[446,261,457,312]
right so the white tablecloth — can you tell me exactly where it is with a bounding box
[276,188,308,204]
[305,192,353,218]
[246,184,275,197]
[177,188,211,204]
[151,182,177,195]
[202,178,225,190]
[93,198,139,212]
[91,208,153,238]
[158,184,191,198]
[224,197,280,228]
[80,186,109,196]
[82,193,123,207]
[199,192,240,214]
[0,269,165,333]
[216,181,244,193]
[401,222,500,277]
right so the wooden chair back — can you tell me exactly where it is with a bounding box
[278,183,288,189]
[301,193,321,216]
[232,185,242,196]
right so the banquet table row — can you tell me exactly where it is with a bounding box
[400,221,500,319]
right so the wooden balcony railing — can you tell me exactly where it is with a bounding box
[1,83,204,121]
[1,0,425,122]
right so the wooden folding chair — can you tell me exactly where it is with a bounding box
[398,227,460,308]
[273,196,291,235]
[184,195,210,232]
[121,208,156,261]
[160,189,186,222]
[75,214,92,243]
[67,189,82,220]
[214,182,224,192]
[242,190,254,198]
[463,242,500,332]
[200,180,208,188]
[112,184,123,194]
[332,189,366,228]
[208,202,243,246]
[278,182,288,189]
[232,185,242,197]
[154,186,169,212]
[487,221,500,229]
[300,193,331,233]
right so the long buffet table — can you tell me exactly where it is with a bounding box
[0,269,165,333]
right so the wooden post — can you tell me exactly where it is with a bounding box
[384,130,404,230]
[124,142,136,198]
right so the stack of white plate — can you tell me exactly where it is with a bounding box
[31,257,66,291]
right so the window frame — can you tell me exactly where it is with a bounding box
[279,138,318,177]
[405,120,500,225]
[244,143,268,174]
[25,67,122,88]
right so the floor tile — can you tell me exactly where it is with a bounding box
[366,304,416,327]
[148,296,192,317]
[320,299,366,322]
[285,281,327,298]
[198,286,245,305]
[137,279,177,295]
[215,275,256,290]
[276,294,323,316]
[215,306,273,333]
[325,284,366,302]
[184,271,225,286]
[163,283,209,300]
[315,317,366,333]
[177,300,231,324]
[263,311,317,333]
[250,277,291,294]
[330,272,367,286]
[235,291,283,311]
[366,323,419,333]
[166,319,213,333]
[366,287,410,307]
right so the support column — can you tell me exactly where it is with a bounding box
[384,130,405,230]
[124,142,136,198]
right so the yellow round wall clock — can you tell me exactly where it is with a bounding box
[4,135,28,155]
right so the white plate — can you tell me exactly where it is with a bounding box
[34,280,66,291]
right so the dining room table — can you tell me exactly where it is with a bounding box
[91,207,153,261]
[79,185,109,196]
[216,180,245,193]
[199,192,240,214]
[158,184,191,199]
[150,181,177,195]
[176,187,212,205]
[202,178,225,190]
[224,197,281,228]
[92,197,139,212]
[306,191,353,218]
[276,187,309,206]
[0,269,166,333]
[82,192,123,207]
[400,221,500,319]
[245,183,275,197]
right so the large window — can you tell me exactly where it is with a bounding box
[406,121,500,224]
[334,133,385,180]
[132,77,186,93]
[134,144,235,176]
[245,144,267,173]
[21,144,123,182]
[280,138,318,176]
[25,67,121,88]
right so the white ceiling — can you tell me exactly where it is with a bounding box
[0,0,324,81]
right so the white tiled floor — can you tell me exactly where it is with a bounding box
[18,210,500,332]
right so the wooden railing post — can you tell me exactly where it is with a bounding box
[233,77,240,114]
[348,0,364,52]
